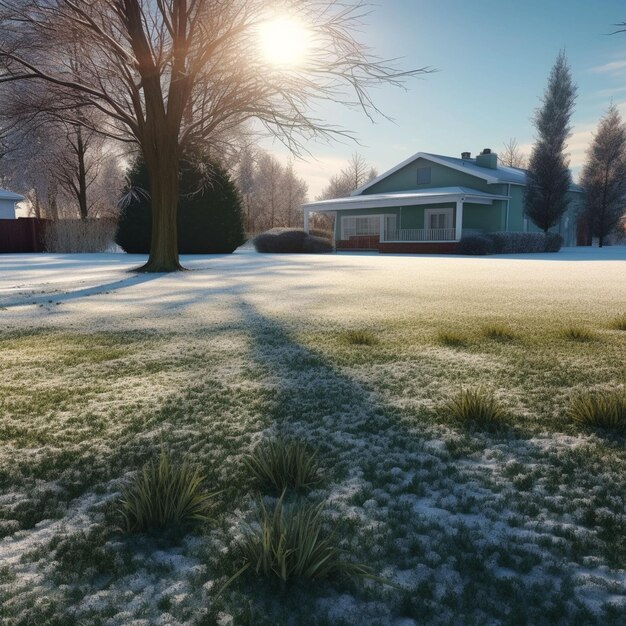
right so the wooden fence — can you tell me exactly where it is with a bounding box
[0,218,47,253]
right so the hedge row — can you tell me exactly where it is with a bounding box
[459,232,563,255]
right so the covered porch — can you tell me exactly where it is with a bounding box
[302,187,509,250]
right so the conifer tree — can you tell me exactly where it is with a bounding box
[580,104,626,247]
[116,153,245,255]
[525,51,577,233]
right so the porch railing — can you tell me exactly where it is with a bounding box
[382,227,456,242]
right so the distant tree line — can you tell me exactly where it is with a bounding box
[236,147,308,235]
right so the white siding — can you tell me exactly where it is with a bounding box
[0,199,16,219]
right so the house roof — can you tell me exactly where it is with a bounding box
[351,151,583,195]
[0,188,25,201]
[303,186,509,213]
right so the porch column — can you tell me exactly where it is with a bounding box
[455,199,463,241]
[379,214,385,242]
[303,208,310,233]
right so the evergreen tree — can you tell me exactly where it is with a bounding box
[580,104,626,247]
[525,51,577,233]
[116,152,245,254]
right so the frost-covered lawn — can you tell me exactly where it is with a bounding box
[0,248,625,625]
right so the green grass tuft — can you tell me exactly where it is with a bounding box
[342,330,378,346]
[560,326,595,342]
[567,390,626,430]
[244,438,322,494]
[609,314,626,331]
[483,324,516,342]
[436,330,468,347]
[220,492,374,592]
[117,448,218,533]
[445,388,507,424]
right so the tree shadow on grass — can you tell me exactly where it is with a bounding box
[225,298,620,625]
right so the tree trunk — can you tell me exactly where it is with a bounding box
[76,128,89,220]
[137,147,183,272]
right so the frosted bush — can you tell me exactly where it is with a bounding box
[44,219,117,253]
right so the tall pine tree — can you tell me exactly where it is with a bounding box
[580,104,626,247]
[525,51,577,233]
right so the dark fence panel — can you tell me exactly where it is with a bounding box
[0,218,47,253]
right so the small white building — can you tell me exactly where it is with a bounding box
[0,188,25,219]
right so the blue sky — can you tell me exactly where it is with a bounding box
[263,0,626,197]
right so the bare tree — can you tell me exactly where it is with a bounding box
[236,149,307,233]
[318,153,377,199]
[580,103,626,247]
[281,161,308,228]
[500,138,527,169]
[0,102,124,220]
[0,1,428,271]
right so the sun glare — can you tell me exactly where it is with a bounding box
[258,17,311,67]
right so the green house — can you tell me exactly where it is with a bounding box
[302,149,583,252]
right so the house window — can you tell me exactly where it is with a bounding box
[341,216,380,238]
[417,167,431,185]
[424,208,453,230]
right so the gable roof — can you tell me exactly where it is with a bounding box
[352,151,582,195]
[0,188,24,201]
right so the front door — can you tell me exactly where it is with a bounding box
[424,208,454,240]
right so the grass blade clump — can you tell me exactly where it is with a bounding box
[445,388,506,425]
[343,330,378,346]
[483,324,515,342]
[244,438,322,494]
[118,448,217,533]
[567,390,626,430]
[609,314,626,331]
[561,326,594,342]
[436,330,468,347]
[220,492,373,593]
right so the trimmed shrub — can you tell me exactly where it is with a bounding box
[458,235,493,255]
[253,228,334,253]
[220,492,373,592]
[244,439,322,494]
[445,388,506,424]
[486,232,545,254]
[117,448,217,533]
[116,152,245,254]
[463,232,564,255]
[568,390,626,430]
[544,232,563,252]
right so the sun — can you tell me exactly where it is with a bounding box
[258,17,311,67]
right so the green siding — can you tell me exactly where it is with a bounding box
[364,157,508,196]
[463,203,503,231]
[400,203,455,229]
[507,185,525,231]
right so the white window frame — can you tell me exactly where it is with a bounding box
[424,207,453,230]
[341,215,381,239]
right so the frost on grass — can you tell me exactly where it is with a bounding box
[0,249,625,624]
